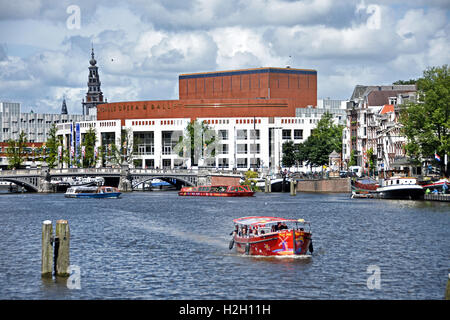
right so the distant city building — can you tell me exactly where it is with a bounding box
[0,101,95,143]
[296,98,347,126]
[81,47,106,116]
[56,67,343,172]
[342,85,417,173]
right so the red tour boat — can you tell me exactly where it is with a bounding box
[229,216,313,256]
[178,185,254,197]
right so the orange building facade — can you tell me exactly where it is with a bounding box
[97,67,317,124]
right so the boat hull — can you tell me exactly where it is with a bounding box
[65,192,121,198]
[377,186,424,200]
[233,230,312,256]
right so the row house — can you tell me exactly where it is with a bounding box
[343,85,417,173]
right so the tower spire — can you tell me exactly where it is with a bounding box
[61,96,68,114]
[82,45,104,116]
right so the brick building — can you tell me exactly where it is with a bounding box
[56,66,345,172]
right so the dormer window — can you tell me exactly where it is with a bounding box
[389,97,397,105]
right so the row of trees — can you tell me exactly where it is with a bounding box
[399,64,449,176]
[5,118,216,170]
[5,125,134,169]
[281,112,344,170]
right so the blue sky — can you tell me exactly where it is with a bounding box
[0,0,449,114]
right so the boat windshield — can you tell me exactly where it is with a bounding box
[233,216,311,236]
[233,216,309,227]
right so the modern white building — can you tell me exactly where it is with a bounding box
[55,113,338,172]
[0,101,95,143]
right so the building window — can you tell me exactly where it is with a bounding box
[237,144,248,154]
[218,158,229,168]
[162,130,182,155]
[250,129,260,140]
[236,129,247,140]
[218,130,228,140]
[162,159,171,169]
[282,129,291,140]
[250,157,261,168]
[145,159,154,169]
[250,143,260,154]
[294,129,303,140]
[237,158,248,168]
[219,144,229,155]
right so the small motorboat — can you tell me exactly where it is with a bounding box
[65,186,122,198]
[351,190,375,198]
[229,216,313,256]
[376,176,424,200]
[178,185,254,197]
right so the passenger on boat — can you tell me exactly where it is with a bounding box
[230,225,239,236]
[242,225,248,237]
[274,222,282,231]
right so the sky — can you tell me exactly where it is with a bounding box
[0,0,449,114]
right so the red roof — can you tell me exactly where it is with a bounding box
[380,104,394,114]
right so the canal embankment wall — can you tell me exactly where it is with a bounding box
[296,178,351,193]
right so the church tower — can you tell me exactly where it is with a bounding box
[82,46,105,116]
[61,97,68,114]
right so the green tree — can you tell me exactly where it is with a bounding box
[174,120,218,167]
[399,65,449,176]
[348,149,357,167]
[6,131,28,169]
[45,124,58,168]
[282,141,297,168]
[366,147,376,177]
[295,142,309,168]
[300,112,344,167]
[82,127,97,168]
[241,170,260,191]
[120,128,134,164]
[393,79,417,85]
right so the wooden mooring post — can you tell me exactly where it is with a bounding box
[41,219,70,277]
[265,176,271,193]
[446,273,450,300]
[55,220,70,277]
[290,180,297,196]
[41,220,53,277]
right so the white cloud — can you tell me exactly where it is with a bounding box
[0,1,448,114]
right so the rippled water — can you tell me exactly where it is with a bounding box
[0,191,448,299]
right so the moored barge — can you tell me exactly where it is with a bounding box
[178,185,254,197]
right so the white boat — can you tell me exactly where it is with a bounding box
[65,186,121,198]
[376,177,424,200]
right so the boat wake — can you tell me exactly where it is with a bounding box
[125,217,229,249]
[234,253,313,260]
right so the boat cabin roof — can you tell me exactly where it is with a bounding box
[233,216,308,226]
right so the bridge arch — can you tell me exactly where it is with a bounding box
[131,176,195,190]
[0,178,39,192]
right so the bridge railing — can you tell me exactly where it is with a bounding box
[0,169,42,176]
[50,168,122,175]
[0,167,242,177]
[130,168,241,176]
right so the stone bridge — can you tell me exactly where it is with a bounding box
[0,165,241,192]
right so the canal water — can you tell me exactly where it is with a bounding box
[0,191,448,300]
